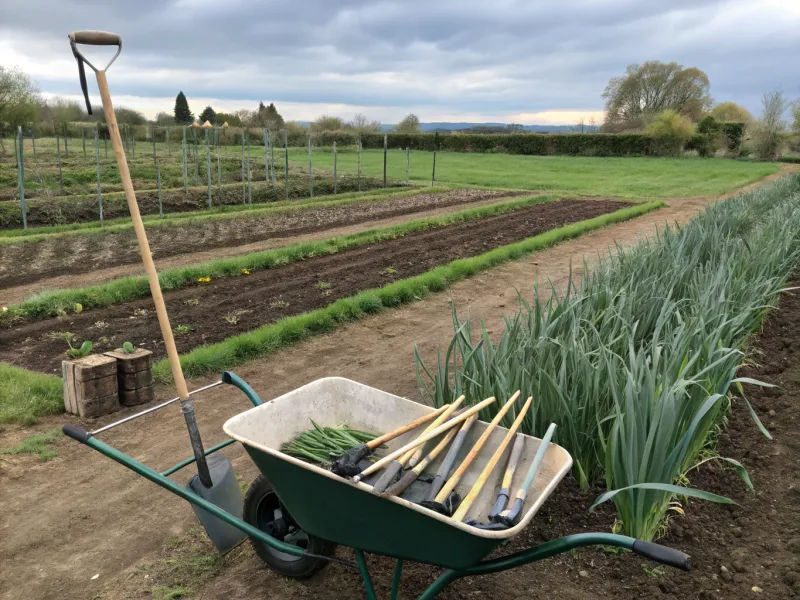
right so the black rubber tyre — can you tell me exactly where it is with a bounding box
[243,474,335,579]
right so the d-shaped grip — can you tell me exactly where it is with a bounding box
[69,31,121,46]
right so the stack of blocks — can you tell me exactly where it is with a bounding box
[62,348,154,419]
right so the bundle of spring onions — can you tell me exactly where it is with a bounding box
[281,420,379,465]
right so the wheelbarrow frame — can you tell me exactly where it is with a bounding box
[62,371,691,600]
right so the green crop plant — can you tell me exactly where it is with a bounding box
[122,341,136,353]
[416,173,800,540]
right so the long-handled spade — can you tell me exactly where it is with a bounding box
[66,31,243,550]
[351,396,497,484]
[421,391,522,516]
[330,406,450,476]
[371,396,465,494]
[452,396,532,522]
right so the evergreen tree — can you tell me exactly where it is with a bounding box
[174,91,193,124]
[199,105,216,124]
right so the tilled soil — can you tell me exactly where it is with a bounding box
[0,189,519,287]
[0,199,628,374]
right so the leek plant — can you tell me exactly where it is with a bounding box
[416,173,800,539]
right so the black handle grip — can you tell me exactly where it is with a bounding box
[69,31,121,46]
[632,540,692,571]
[62,424,92,444]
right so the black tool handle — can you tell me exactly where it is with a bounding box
[69,31,121,45]
[632,540,692,571]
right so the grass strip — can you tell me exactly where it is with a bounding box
[1,193,560,321]
[153,201,663,381]
[0,186,442,243]
[0,363,63,425]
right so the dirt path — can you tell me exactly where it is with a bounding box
[0,171,790,600]
[1,200,627,373]
[1,191,522,306]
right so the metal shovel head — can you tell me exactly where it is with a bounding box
[330,443,369,476]
[420,492,461,516]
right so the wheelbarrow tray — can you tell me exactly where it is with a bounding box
[223,377,571,570]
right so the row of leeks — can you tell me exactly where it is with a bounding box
[415,173,800,540]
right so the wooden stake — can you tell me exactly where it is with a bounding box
[451,396,532,521]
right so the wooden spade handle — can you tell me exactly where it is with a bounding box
[434,391,521,503]
[366,404,449,449]
[452,396,532,521]
[400,396,465,467]
[354,396,496,482]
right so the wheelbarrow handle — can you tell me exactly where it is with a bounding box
[631,539,692,571]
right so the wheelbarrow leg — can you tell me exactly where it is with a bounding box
[390,559,404,600]
[355,550,378,600]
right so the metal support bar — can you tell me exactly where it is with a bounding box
[90,380,224,435]
[161,438,236,476]
[355,550,378,600]
[390,559,404,600]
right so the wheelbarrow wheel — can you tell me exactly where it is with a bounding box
[243,474,335,578]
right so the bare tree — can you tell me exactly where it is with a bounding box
[588,116,597,132]
[347,113,381,133]
[395,113,421,134]
[753,89,789,160]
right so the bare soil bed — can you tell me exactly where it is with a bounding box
[0,189,519,287]
[0,199,628,374]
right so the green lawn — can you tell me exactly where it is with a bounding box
[287,149,780,198]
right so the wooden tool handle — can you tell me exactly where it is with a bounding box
[452,397,532,521]
[383,427,459,497]
[367,404,448,449]
[434,391,521,503]
[401,396,465,467]
[354,396,496,482]
[502,434,526,489]
[69,31,121,45]
[96,71,189,400]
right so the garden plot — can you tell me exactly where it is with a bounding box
[0,199,631,373]
[0,189,519,287]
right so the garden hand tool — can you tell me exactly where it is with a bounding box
[488,433,526,520]
[371,397,465,494]
[494,423,557,527]
[382,426,459,497]
[351,396,497,483]
[453,397,531,521]
[425,414,478,502]
[421,391,521,516]
[331,405,449,476]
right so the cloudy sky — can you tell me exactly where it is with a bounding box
[1,0,798,124]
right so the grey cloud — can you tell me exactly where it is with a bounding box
[1,0,797,119]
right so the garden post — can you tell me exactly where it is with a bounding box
[283,129,289,200]
[333,141,337,194]
[263,128,270,183]
[157,164,163,217]
[16,126,27,230]
[432,132,438,186]
[182,126,188,192]
[383,133,387,188]
[206,128,212,208]
[406,147,409,185]
[95,127,103,225]
[241,129,246,203]
[64,123,69,157]
[152,124,156,165]
[358,135,362,191]
[56,131,64,195]
[31,127,36,159]
[270,131,276,185]
[308,134,313,198]
[246,128,252,205]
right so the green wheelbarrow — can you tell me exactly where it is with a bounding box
[63,373,691,600]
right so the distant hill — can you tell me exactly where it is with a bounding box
[379,122,593,133]
[297,121,596,133]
